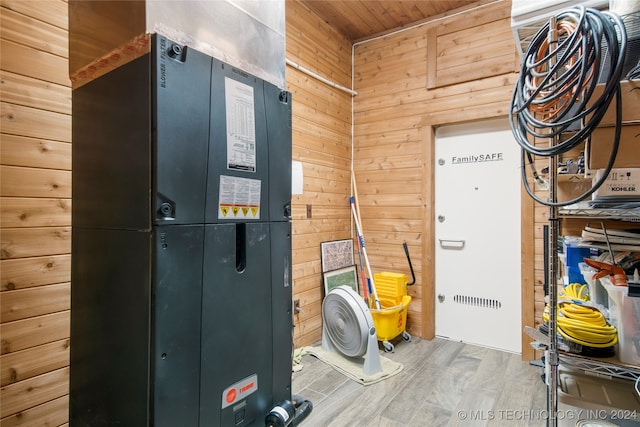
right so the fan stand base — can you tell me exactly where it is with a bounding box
[322,325,383,377]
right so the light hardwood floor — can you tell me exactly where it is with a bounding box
[292,337,548,427]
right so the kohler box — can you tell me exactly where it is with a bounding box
[592,168,640,199]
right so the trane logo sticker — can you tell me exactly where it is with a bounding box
[452,152,504,164]
[221,374,258,409]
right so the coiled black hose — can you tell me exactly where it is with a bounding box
[510,6,627,207]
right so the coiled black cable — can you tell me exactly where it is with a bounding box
[510,6,627,207]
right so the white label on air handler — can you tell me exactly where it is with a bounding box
[225,77,256,172]
[221,374,258,409]
[218,175,261,219]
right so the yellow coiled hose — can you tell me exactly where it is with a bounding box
[543,283,617,348]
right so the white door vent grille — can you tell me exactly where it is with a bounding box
[453,294,502,309]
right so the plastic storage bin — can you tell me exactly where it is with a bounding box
[601,277,640,365]
[558,365,640,427]
[579,261,609,308]
[562,238,591,285]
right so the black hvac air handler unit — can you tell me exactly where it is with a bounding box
[69,35,293,427]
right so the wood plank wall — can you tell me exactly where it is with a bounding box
[351,0,537,358]
[0,0,71,425]
[287,0,538,359]
[286,1,355,348]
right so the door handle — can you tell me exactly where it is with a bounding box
[439,239,465,249]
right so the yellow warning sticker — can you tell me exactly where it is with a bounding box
[218,175,262,220]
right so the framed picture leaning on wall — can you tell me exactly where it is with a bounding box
[320,239,354,273]
[323,265,358,296]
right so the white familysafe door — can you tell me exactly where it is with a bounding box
[434,118,522,353]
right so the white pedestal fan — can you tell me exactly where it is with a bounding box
[321,285,382,376]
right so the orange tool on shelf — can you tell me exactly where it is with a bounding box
[583,258,628,287]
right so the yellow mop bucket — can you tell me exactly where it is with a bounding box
[369,294,412,353]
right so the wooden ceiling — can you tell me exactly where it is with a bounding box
[300,0,489,42]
